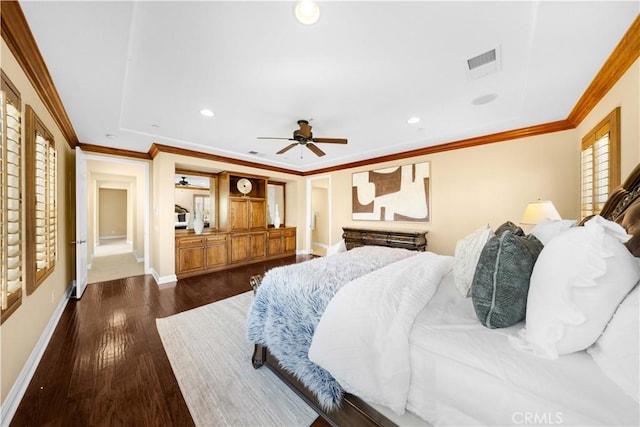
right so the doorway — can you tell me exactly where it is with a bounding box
[82,155,149,284]
[95,188,129,255]
[306,175,331,256]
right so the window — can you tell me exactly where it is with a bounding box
[581,107,621,220]
[25,105,57,294]
[1,71,22,323]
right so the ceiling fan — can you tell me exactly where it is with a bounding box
[258,119,348,157]
[177,176,189,186]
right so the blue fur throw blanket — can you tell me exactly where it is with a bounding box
[246,246,417,410]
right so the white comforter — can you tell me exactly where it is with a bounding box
[308,252,454,414]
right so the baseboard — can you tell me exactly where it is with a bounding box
[0,282,72,427]
[151,268,177,286]
[132,250,144,263]
[98,235,126,240]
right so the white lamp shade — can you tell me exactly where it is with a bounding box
[520,201,562,225]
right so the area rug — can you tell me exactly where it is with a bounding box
[156,291,318,427]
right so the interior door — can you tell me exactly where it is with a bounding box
[73,146,88,298]
[309,178,330,256]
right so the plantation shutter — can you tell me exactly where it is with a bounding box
[34,132,57,282]
[25,105,57,294]
[1,88,22,318]
[580,108,620,220]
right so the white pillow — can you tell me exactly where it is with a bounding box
[588,284,639,403]
[512,216,640,358]
[453,225,494,297]
[530,218,577,245]
[326,239,347,256]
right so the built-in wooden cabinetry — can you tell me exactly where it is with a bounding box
[230,232,267,264]
[175,171,296,279]
[176,232,229,276]
[219,172,267,231]
[267,227,296,257]
[228,199,266,231]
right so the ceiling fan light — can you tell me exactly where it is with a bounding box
[295,0,320,25]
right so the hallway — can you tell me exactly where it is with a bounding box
[88,239,144,284]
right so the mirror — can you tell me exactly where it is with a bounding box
[193,195,211,225]
[174,172,217,230]
[268,182,285,227]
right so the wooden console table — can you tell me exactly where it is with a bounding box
[342,227,427,251]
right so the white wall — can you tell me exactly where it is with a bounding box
[314,60,640,256]
[322,130,579,255]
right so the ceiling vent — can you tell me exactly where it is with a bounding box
[466,46,501,80]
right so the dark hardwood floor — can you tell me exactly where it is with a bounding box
[10,254,331,427]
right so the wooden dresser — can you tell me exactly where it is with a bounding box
[342,227,428,251]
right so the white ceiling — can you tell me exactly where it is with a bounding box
[20,1,639,173]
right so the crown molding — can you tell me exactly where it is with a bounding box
[303,120,574,175]
[148,143,304,176]
[4,0,638,172]
[568,14,640,126]
[1,0,78,147]
[77,143,151,160]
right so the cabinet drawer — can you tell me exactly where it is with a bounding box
[268,229,283,238]
[176,236,205,247]
[283,228,296,237]
[206,234,228,243]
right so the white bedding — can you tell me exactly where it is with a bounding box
[313,268,639,426]
[407,273,639,426]
[309,252,454,414]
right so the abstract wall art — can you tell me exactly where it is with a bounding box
[352,161,430,222]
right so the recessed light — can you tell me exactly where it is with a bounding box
[295,0,320,25]
[151,124,160,128]
[105,133,117,139]
[200,109,215,117]
[407,117,421,124]
[471,93,498,106]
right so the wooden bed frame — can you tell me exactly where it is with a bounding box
[249,163,640,427]
[249,227,427,426]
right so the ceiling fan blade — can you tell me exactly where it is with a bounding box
[276,143,298,155]
[306,143,326,157]
[312,138,348,144]
[258,137,294,140]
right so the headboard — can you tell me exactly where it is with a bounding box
[598,162,640,257]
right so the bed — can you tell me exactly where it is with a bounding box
[246,163,640,427]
